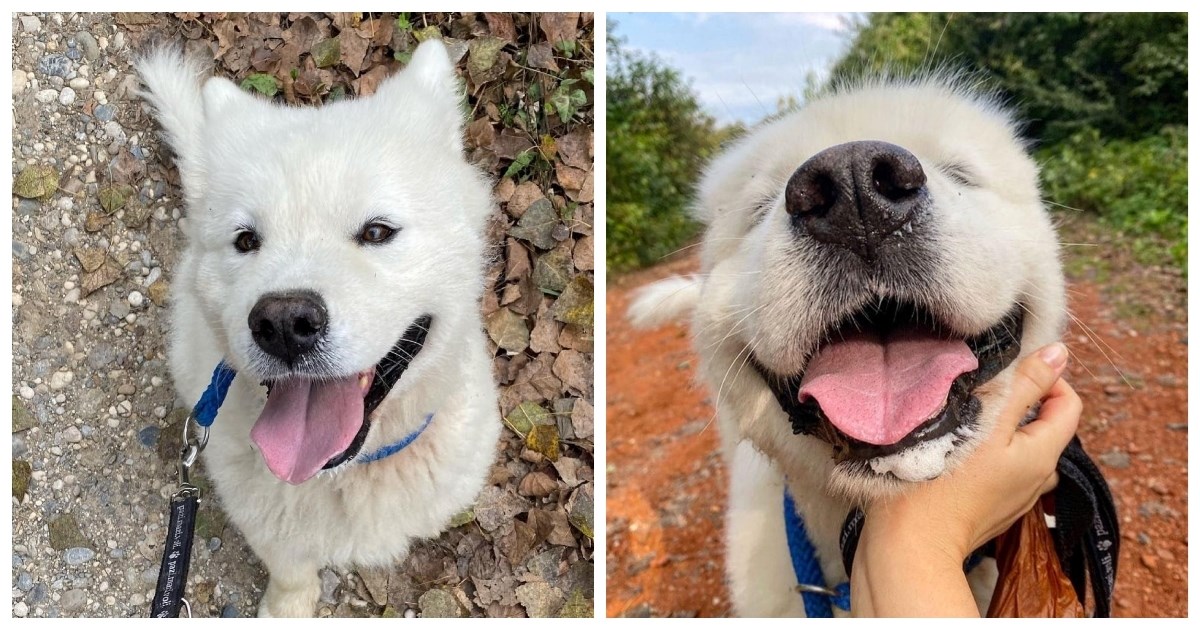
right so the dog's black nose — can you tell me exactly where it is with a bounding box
[249,291,329,363]
[785,140,929,262]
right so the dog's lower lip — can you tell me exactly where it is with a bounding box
[755,301,1024,462]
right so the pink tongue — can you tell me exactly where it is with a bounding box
[798,328,978,445]
[250,375,369,485]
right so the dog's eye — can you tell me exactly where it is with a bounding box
[357,222,398,245]
[941,163,976,187]
[234,229,261,253]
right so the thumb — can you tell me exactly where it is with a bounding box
[998,342,1068,433]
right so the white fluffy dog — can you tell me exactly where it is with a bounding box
[630,77,1066,616]
[137,40,501,617]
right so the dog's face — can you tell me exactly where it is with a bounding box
[146,42,492,483]
[692,79,1066,501]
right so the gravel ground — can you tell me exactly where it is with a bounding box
[11,12,272,618]
[12,12,594,618]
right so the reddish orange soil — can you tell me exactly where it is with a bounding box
[605,235,1188,618]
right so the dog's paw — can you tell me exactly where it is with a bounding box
[257,577,319,618]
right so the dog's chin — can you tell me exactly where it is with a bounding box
[753,297,1024,491]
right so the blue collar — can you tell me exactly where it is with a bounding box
[192,362,433,465]
[783,488,851,617]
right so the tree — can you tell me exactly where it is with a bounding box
[830,13,1187,145]
[606,25,720,271]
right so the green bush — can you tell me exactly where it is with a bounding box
[1039,126,1187,267]
[606,27,718,272]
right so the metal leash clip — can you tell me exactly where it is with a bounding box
[176,413,209,498]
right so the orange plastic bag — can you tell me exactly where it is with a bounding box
[986,498,1086,617]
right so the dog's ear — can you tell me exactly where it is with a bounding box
[375,40,463,150]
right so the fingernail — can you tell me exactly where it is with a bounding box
[1037,342,1067,370]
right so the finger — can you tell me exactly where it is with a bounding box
[998,342,1069,434]
[1015,378,1081,462]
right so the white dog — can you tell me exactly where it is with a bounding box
[630,76,1066,616]
[136,40,501,617]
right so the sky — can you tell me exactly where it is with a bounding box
[609,12,859,125]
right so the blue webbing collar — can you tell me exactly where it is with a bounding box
[190,361,433,465]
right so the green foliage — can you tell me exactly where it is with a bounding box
[1040,126,1187,268]
[239,73,279,97]
[607,26,719,272]
[832,13,1187,145]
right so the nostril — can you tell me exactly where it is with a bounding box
[872,161,919,202]
[293,316,320,337]
[787,172,839,218]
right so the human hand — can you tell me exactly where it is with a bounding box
[850,342,1082,617]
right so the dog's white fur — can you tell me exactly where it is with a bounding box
[137,41,501,617]
[630,77,1066,616]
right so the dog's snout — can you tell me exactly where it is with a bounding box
[249,291,329,363]
[785,140,929,262]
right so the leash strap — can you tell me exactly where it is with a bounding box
[150,493,199,617]
[193,362,236,427]
[1052,436,1120,617]
[784,489,850,616]
[837,437,1119,617]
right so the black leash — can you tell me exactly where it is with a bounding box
[150,419,205,617]
[150,364,235,617]
[838,436,1120,617]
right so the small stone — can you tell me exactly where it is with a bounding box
[109,299,130,320]
[63,426,83,443]
[61,588,87,612]
[207,537,222,552]
[69,77,88,90]
[59,86,76,105]
[221,604,238,618]
[49,370,74,391]
[112,31,125,51]
[319,568,340,604]
[64,547,95,565]
[20,15,42,33]
[137,425,159,448]
[13,69,28,94]
[128,290,144,307]
[1098,449,1130,469]
[74,31,100,62]
[36,88,58,104]
[94,103,115,122]
[38,54,74,78]
[17,572,33,591]
[1140,553,1159,570]
[13,602,28,618]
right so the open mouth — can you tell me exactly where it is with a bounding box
[249,315,432,484]
[754,299,1023,466]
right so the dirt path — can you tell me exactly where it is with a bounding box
[605,219,1188,617]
